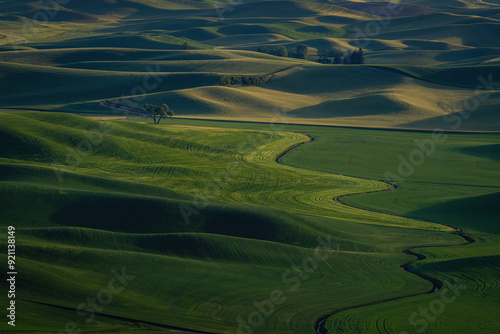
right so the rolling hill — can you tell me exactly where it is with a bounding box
[0,0,499,130]
[1,1,499,333]
[0,113,498,333]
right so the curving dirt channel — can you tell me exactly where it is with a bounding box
[313,228,473,334]
[274,132,474,334]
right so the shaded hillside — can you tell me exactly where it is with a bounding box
[0,0,499,130]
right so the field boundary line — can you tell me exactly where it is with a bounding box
[166,116,500,134]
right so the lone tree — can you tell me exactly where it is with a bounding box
[144,103,175,124]
[183,42,189,50]
[257,46,268,53]
[295,44,309,59]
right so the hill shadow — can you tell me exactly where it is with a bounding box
[407,192,500,234]
[460,144,500,161]
[289,95,407,118]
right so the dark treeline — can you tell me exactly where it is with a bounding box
[218,75,269,87]
[256,45,364,64]
[318,48,365,64]
[257,44,309,59]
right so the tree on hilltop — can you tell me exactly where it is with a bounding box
[144,103,175,124]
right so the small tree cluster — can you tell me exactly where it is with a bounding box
[256,46,268,53]
[317,48,365,65]
[271,46,288,57]
[257,45,288,57]
[317,48,343,64]
[257,44,309,59]
[292,44,309,59]
[343,48,364,64]
[143,103,175,124]
[218,75,269,87]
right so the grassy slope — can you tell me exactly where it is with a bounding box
[1,51,499,130]
[0,0,499,332]
[0,112,446,230]
[279,122,500,333]
[0,113,465,334]
[1,0,500,130]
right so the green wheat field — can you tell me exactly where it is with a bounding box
[0,0,499,333]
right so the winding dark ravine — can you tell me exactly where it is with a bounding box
[275,132,474,334]
[314,226,473,334]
